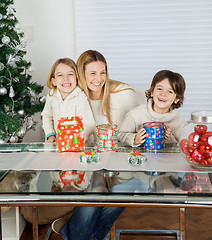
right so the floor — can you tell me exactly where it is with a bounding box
[20,207,212,240]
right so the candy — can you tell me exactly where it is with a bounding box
[128,152,148,165]
[80,150,99,163]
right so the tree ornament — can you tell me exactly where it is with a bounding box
[17,127,26,138]
[2,36,10,44]
[9,86,15,98]
[26,117,37,131]
[15,23,21,31]
[10,135,18,143]
[0,87,7,96]
[39,96,46,104]
[0,62,4,71]
[18,109,25,117]
[0,14,2,20]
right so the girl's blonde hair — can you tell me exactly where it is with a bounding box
[47,58,78,96]
[77,50,132,124]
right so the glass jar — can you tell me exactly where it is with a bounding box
[180,111,212,170]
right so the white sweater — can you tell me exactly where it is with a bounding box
[91,84,142,128]
[118,99,182,147]
[41,86,96,141]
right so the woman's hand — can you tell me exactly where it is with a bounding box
[46,135,57,143]
[164,125,172,139]
[133,128,147,145]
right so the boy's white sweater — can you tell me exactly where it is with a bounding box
[118,99,182,147]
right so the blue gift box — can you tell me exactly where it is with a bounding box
[143,122,165,151]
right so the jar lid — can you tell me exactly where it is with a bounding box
[191,111,212,123]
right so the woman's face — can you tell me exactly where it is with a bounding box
[84,61,106,100]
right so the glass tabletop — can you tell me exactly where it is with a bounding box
[0,142,211,204]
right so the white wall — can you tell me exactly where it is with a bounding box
[14,0,75,142]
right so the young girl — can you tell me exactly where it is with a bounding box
[118,69,186,191]
[41,58,96,224]
[41,58,95,142]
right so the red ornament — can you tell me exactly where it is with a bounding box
[200,142,212,153]
[191,150,205,163]
[188,132,201,142]
[180,139,190,154]
[201,132,212,145]
[186,154,193,162]
[189,141,201,151]
[204,153,212,164]
[194,125,208,135]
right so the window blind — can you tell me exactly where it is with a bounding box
[74,0,212,123]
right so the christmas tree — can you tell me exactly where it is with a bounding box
[0,0,44,143]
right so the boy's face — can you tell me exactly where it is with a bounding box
[151,78,179,114]
[52,63,77,100]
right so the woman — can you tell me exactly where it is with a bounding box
[52,50,142,240]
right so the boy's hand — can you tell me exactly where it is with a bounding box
[164,125,172,139]
[133,128,147,145]
[46,135,57,142]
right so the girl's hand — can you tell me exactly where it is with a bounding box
[133,128,147,145]
[164,125,172,139]
[46,135,57,142]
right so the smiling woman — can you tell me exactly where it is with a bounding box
[77,50,142,127]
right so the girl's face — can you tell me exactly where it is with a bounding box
[151,78,179,114]
[52,63,77,100]
[84,61,106,100]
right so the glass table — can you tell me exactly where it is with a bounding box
[0,142,212,240]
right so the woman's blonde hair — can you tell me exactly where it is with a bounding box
[46,58,78,96]
[77,50,131,124]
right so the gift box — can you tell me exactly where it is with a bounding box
[143,121,164,151]
[57,116,85,152]
[96,124,118,152]
[59,171,85,187]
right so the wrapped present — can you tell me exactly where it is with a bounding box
[57,116,85,152]
[143,121,164,151]
[80,150,99,163]
[59,171,85,187]
[96,124,118,152]
[128,152,148,165]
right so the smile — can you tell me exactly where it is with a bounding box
[62,83,72,87]
[92,82,101,86]
[158,97,167,102]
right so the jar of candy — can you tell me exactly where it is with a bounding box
[179,111,212,170]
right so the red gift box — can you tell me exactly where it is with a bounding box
[59,171,85,187]
[57,116,85,152]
